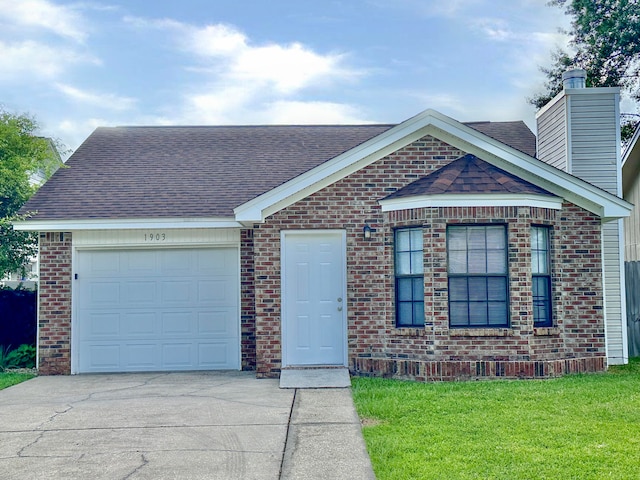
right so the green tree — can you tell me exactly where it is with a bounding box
[0,109,63,279]
[531,0,640,140]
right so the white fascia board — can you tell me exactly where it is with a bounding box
[13,217,243,231]
[379,194,564,212]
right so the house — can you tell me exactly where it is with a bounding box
[16,71,632,379]
[621,124,640,357]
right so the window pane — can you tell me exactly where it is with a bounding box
[533,276,552,326]
[413,301,425,326]
[487,249,507,274]
[486,226,506,250]
[398,278,413,301]
[448,227,467,251]
[487,277,507,301]
[488,302,508,326]
[410,229,423,251]
[411,251,424,274]
[468,249,487,274]
[532,227,548,251]
[468,277,488,301]
[468,228,486,250]
[450,302,469,327]
[449,277,468,301]
[396,252,411,275]
[412,277,424,300]
[448,250,467,274]
[469,304,488,326]
[396,230,410,251]
[398,302,413,326]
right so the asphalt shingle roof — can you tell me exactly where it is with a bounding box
[384,154,554,199]
[21,121,537,221]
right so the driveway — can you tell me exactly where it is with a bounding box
[0,372,294,479]
[0,371,375,480]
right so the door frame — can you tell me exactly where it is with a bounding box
[280,229,348,368]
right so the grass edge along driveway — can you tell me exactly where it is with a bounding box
[352,359,640,480]
[0,371,35,390]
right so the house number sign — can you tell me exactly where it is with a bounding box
[144,232,166,242]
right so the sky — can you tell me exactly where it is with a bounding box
[0,0,573,155]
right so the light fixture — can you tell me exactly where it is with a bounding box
[363,224,372,240]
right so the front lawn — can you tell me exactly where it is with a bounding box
[0,371,35,390]
[352,359,640,480]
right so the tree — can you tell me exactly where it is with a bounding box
[0,109,63,279]
[531,0,640,141]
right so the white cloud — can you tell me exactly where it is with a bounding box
[0,40,98,80]
[55,83,137,111]
[257,101,372,124]
[0,0,87,42]
[472,18,513,41]
[127,18,359,93]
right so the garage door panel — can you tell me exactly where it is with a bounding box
[162,312,193,335]
[161,281,193,303]
[86,282,120,305]
[76,247,239,373]
[198,310,235,335]
[123,312,157,336]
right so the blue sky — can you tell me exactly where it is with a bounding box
[0,0,572,153]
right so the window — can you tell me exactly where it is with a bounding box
[532,226,552,327]
[447,225,508,328]
[395,228,424,327]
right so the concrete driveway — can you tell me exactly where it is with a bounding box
[0,371,375,480]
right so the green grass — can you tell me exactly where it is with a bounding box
[0,371,35,390]
[352,358,640,480]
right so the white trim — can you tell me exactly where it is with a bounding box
[379,193,564,212]
[14,217,242,231]
[280,229,348,368]
[234,108,631,223]
[618,218,629,365]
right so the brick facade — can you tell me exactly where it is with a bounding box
[38,232,73,374]
[253,135,606,380]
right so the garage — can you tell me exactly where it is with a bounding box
[75,247,239,373]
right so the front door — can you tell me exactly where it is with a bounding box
[282,231,346,366]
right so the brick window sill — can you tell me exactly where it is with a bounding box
[534,327,561,336]
[392,327,428,337]
[449,328,513,337]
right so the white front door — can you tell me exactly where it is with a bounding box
[282,231,346,366]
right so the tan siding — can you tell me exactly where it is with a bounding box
[624,174,640,261]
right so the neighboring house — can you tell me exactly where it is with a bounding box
[16,73,631,379]
[621,125,640,357]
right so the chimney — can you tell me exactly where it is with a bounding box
[562,68,587,89]
[535,70,628,365]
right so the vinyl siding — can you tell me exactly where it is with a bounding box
[624,174,640,261]
[603,220,627,364]
[569,94,620,195]
[536,97,567,170]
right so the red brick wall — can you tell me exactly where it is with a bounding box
[38,232,73,375]
[253,135,606,380]
[240,229,256,369]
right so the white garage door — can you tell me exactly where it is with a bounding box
[75,247,239,373]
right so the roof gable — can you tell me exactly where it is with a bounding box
[235,109,630,223]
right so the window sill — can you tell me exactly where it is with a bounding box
[449,328,513,337]
[534,327,561,336]
[392,327,427,337]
